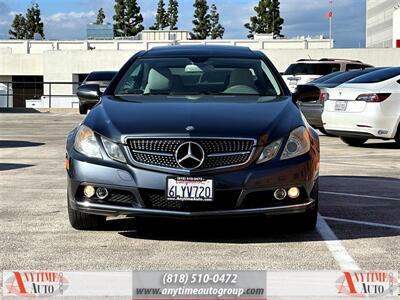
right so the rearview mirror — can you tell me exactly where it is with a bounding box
[185,64,203,73]
[293,85,320,103]
[77,84,101,102]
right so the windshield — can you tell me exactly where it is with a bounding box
[284,63,340,76]
[113,57,283,97]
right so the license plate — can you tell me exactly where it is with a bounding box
[166,177,214,202]
[335,101,347,111]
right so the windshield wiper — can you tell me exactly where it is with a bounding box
[142,91,171,95]
[170,91,221,96]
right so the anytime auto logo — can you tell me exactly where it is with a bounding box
[4,271,69,297]
[336,271,398,297]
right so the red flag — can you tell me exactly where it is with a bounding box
[326,11,333,18]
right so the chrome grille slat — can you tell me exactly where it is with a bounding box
[126,137,255,171]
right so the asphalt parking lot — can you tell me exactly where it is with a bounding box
[0,112,399,274]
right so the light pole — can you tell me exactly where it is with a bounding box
[329,0,333,43]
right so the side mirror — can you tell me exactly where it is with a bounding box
[77,84,101,101]
[293,84,320,103]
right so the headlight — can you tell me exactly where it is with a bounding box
[101,136,126,163]
[257,139,282,164]
[74,125,102,159]
[281,126,310,160]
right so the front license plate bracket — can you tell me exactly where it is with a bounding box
[166,177,214,202]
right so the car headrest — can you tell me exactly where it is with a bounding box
[144,69,171,93]
[228,69,255,87]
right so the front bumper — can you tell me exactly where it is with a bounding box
[67,148,319,218]
[71,199,316,218]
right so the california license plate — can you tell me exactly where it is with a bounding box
[335,101,347,111]
[166,177,214,202]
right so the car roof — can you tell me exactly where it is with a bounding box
[89,71,118,74]
[141,45,257,58]
[296,58,366,64]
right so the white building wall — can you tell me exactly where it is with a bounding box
[366,0,398,48]
[393,7,400,47]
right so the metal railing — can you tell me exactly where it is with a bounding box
[0,81,81,108]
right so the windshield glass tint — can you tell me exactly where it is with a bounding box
[347,67,400,83]
[311,71,344,83]
[284,63,340,76]
[114,57,282,97]
[322,70,372,85]
[86,72,117,81]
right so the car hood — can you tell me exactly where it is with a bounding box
[84,95,303,144]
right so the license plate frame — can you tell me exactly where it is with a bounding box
[335,100,347,111]
[166,177,214,202]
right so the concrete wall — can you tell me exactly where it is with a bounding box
[42,50,135,95]
[0,48,43,76]
[0,38,333,54]
[1,46,400,78]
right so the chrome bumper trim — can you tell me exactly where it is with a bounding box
[73,199,315,217]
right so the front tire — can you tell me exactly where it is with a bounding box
[293,201,318,231]
[395,127,400,147]
[340,137,368,146]
[68,200,106,230]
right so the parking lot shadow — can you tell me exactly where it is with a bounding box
[0,163,34,171]
[0,140,45,148]
[91,175,400,243]
[0,108,42,113]
[361,141,399,149]
[114,216,322,243]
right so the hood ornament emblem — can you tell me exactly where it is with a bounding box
[175,142,204,170]
[185,125,195,132]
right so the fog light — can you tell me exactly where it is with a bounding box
[96,187,109,199]
[83,185,95,198]
[288,187,300,199]
[274,188,287,201]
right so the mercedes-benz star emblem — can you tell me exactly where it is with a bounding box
[175,142,204,170]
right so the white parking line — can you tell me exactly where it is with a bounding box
[320,191,400,202]
[316,214,360,270]
[323,216,400,230]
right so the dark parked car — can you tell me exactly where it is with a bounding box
[66,45,320,231]
[77,71,117,114]
[298,68,384,134]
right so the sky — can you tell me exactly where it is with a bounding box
[0,0,366,48]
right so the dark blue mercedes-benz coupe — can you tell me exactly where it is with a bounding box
[66,45,320,231]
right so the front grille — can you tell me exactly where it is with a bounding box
[108,191,136,205]
[127,138,255,171]
[140,189,240,212]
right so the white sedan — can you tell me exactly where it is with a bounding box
[322,67,400,146]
